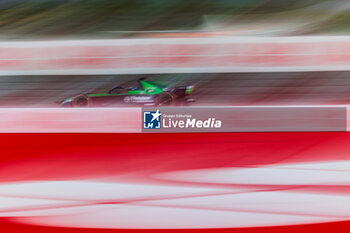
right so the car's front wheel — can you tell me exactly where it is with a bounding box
[72,94,89,107]
[156,92,174,106]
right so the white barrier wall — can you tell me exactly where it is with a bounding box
[2,36,350,75]
[0,106,346,133]
[0,108,141,133]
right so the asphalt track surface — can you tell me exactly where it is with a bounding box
[1,71,350,107]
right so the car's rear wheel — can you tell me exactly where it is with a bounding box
[156,92,174,106]
[72,94,89,107]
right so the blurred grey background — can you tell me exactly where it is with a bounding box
[0,1,350,107]
[0,0,349,39]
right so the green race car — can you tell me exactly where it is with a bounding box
[61,78,195,107]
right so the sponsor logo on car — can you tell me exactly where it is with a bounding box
[125,96,154,103]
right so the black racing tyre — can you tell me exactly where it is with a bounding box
[156,92,174,106]
[72,94,89,107]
